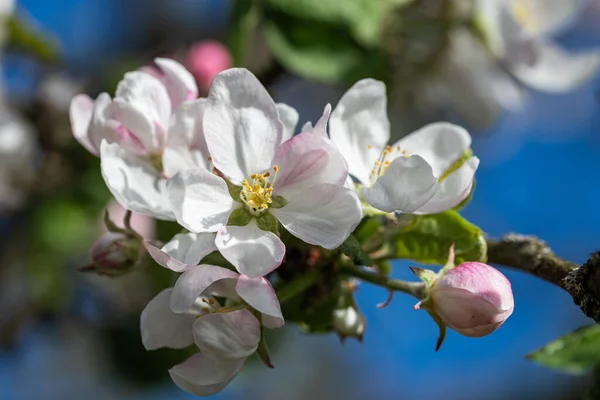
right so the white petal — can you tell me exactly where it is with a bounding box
[167,168,234,233]
[361,155,437,214]
[272,132,348,196]
[164,99,210,177]
[204,68,283,184]
[193,309,260,360]
[301,121,313,132]
[69,94,96,154]
[155,57,198,107]
[329,79,390,184]
[114,71,171,152]
[88,93,121,153]
[395,122,471,178]
[310,103,331,137]
[147,232,217,272]
[272,184,362,249]
[171,264,239,313]
[414,157,479,215]
[100,141,174,220]
[167,99,209,151]
[276,102,299,143]
[511,40,600,92]
[215,220,285,278]
[508,0,585,36]
[169,353,244,396]
[235,275,284,329]
[140,288,196,350]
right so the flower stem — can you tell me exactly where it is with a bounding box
[341,265,424,299]
[275,269,321,304]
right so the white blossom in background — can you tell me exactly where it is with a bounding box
[168,68,362,278]
[69,58,208,220]
[0,111,38,212]
[304,79,478,215]
[140,264,283,396]
[477,0,600,92]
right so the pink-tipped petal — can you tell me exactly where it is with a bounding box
[147,232,217,272]
[170,264,239,313]
[155,57,198,106]
[235,275,284,328]
[169,353,244,396]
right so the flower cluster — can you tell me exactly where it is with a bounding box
[69,57,509,396]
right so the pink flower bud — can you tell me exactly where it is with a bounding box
[185,41,232,91]
[431,262,514,337]
[85,232,142,277]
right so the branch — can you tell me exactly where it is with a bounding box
[486,234,577,288]
[340,265,425,299]
[486,234,600,322]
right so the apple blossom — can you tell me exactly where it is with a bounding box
[333,305,366,343]
[168,68,362,278]
[307,78,479,215]
[69,58,211,220]
[477,0,600,92]
[140,265,284,396]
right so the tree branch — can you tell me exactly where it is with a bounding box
[486,234,600,322]
[486,234,577,288]
[340,265,425,299]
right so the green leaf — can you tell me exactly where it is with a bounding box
[340,235,373,266]
[264,0,408,46]
[393,210,486,265]
[227,208,252,227]
[228,0,261,66]
[527,325,600,374]
[226,180,243,200]
[262,8,386,84]
[7,16,59,62]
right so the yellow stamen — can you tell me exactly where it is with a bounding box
[240,165,279,213]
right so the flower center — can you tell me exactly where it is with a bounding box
[369,145,409,183]
[510,1,538,30]
[240,165,279,213]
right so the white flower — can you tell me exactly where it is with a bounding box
[478,0,600,92]
[140,265,283,396]
[168,68,362,277]
[307,79,479,215]
[69,58,210,220]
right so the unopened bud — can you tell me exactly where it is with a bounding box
[186,41,232,91]
[83,232,142,277]
[430,261,514,338]
[333,306,366,342]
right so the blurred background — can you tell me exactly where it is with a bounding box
[0,0,599,398]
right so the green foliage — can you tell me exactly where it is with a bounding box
[528,325,600,374]
[261,7,386,84]
[228,0,260,66]
[393,210,487,265]
[340,235,373,266]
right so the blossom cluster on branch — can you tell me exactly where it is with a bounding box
[70,58,516,396]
